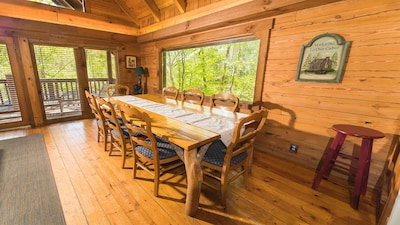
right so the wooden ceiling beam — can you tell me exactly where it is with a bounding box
[0,0,139,36]
[139,0,254,35]
[173,0,186,14]
[138,0,344,42]
[142,0,161,22]
[113,0,140,26]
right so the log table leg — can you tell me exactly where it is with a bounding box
[184,148,203,216]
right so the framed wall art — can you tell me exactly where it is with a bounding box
[125,55,137,69]
[295,33,350,83]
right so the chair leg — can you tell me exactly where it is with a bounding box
[133,156,138,179]
[122,153,126,169]
[97,128,101,142]
[102,133,108,152]
[154,169,160,197]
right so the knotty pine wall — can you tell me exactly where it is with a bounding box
[261,0,399,190]
[139,0,400,192]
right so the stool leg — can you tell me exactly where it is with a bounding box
[360,138,373,195]
[350,138,374,209]
[312,132,347,189]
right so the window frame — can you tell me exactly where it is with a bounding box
[161,37,261,103]
[155,18,274,110]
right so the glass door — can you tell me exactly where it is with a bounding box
[33,45,82,120]
[0,37,29,128]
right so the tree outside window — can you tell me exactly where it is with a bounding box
[162,39,260,102]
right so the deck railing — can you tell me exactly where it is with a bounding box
[0,78,109,113]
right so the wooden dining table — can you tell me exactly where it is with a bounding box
[112,94,246,216]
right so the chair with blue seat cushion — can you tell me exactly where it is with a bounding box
[85,90,109,152]
[162,86,179,100]
[181,88,205,105]
[106,84,130,101]
[209,92,240,112]
[120,104,184,197]
[201,108,268,207]
[98,97,132,169]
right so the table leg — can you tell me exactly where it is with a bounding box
[184,148,203,216]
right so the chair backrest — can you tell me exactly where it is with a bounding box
[97,97,125,144]
[225,108,268,166]
[85,90,106,126]
[181,89,205,105]
[120,104,160,160]
[106,84,130,99]
[209,93,240,112]
[162,86,179,100]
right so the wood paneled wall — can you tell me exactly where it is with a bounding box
[262,0,399,189]
[139,0,400,196]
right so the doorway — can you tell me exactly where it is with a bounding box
[0,37,30,128]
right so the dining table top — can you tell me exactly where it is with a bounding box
[112,94,246,151]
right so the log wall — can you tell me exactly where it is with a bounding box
[262,0,399,190]
[139,0,400,195]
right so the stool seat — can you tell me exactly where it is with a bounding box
[332,124,385,139]
[312,124,384,209]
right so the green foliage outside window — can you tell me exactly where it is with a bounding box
[34,45,77,79]
[163,39,260,102]
[86,49,108,78]
[0,44,12,78]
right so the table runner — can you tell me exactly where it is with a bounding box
[112,95,244,146]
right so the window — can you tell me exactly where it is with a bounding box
[0,43,22,123]
[86,49,117,96]
[33,45,82,119]
[162,39,260,102]
[28,0,84,11]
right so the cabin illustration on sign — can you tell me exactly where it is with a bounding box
[305,56,334,74]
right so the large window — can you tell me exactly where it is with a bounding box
[34,45,81,119]
[162,39,260,102]
[28,0,84,11]
[33,45,118,119]
[0,43,22,123]
[86,49,116,96]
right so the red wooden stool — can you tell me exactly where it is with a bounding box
[312,124,385,209]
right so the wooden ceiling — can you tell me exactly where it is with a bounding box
[0,0,343,39]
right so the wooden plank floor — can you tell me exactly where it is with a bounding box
[0,119,379,224]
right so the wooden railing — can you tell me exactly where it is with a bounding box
[0,78,109,113]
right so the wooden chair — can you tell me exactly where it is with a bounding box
[181,89,205,105]
[201,109,268,207]
[209,93,240,112]
[106,84,130,99]
[120,104,184,197]
[85,90,109,152]
[97,97,132,169]
[162,86,179,100]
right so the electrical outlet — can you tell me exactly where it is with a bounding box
[290,144,298,153]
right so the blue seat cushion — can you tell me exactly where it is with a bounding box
[107,116,124,126]
[111,127,130,139]
[135,138,179,160]
[202,139,248,167]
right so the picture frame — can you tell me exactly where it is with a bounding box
[295,33,350,83]
[125,55,137,69]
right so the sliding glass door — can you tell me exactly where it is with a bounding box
[0,37,29,128]
[33,45,82,120]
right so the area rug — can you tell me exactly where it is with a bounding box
[0,134,66,225]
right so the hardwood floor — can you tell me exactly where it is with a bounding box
[0,119,379,224]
